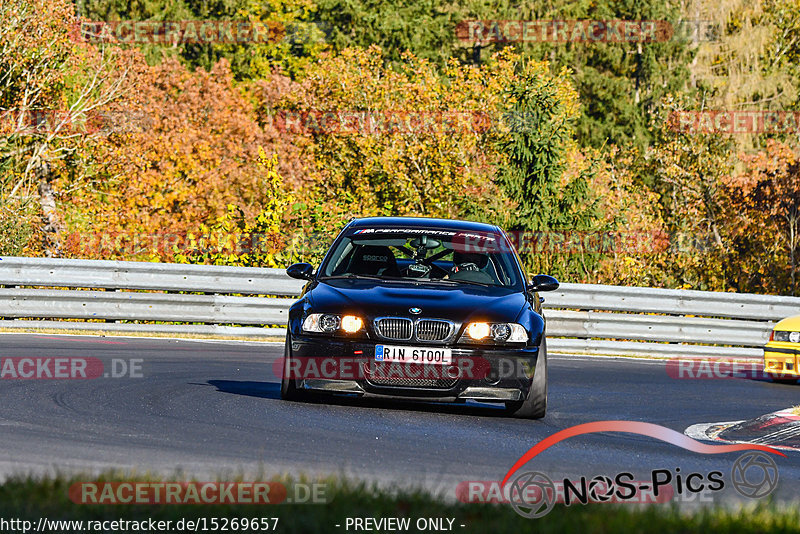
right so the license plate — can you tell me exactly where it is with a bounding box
[375,345,452,365]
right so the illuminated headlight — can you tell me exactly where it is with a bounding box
[467,322,491,340]
[463,322,527,343]
[302,313,363,334]
[341,315,364,333]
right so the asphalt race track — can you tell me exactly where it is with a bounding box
[1,333,798,504]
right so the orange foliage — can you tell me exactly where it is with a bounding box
[724,140,800,294]
[62,55,309,260]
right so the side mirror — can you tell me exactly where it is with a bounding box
[287,262,315,281]
[528,274,559,292]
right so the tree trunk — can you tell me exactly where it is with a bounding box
[37,159,62,257]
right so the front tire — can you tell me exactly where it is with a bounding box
[505,339,547,419]
[280,334,306,401]
[772,378,798,385]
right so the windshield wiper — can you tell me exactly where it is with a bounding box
[438,278,497,287]
[319,274,385,281]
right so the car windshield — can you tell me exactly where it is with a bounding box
[319,227,524,289]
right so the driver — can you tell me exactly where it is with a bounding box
[451,251,489,273]
[447,251,494,284]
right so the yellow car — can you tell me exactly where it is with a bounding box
[764,314,800,383]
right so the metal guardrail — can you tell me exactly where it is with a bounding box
[1,289,292,324]
[546,310,772,346]
[1,256,798,359]
[0,256,304,295]
[548,283,800,321]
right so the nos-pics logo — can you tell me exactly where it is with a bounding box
[501,421,782,519]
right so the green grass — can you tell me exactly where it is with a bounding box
[1,474,799,533]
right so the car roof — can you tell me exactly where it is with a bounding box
[346,216,501,233]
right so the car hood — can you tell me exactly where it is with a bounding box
[307,278,527,323]
[774,314,800,331]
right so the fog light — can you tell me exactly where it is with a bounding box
[341,315,364,333]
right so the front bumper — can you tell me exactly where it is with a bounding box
[764,342,800,377]
[287,335,539,403]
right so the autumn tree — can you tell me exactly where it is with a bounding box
[633,96,739,291]
[279,46,514,221]
[63,56,307,261]
[0,0,129,256]
[581,147,670,287]
[77,0,328,79]
[725,140,800,295]
[173,149,299,267]
[314,0,695,150]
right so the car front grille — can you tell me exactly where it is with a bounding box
[416,319,453,342]
[374,318,413,340]
[373,317,455,342]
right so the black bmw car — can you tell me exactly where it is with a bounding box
[281,217,559,418]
